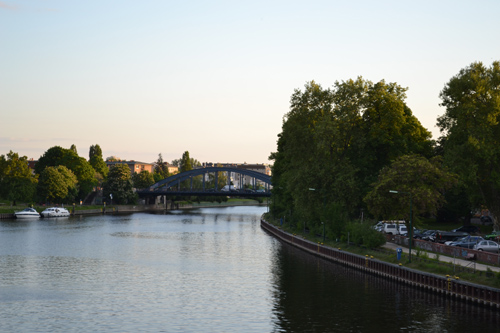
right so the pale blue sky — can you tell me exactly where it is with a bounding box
[1,1,499,164]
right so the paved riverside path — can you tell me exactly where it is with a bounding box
[382,241,500,273]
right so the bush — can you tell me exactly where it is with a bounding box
[345,221,386,248]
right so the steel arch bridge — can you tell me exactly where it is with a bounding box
[136,166,272,198]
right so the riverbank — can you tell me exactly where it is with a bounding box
[260,217,500,308]
[0,200,265,219]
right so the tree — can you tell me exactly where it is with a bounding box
[89,144,108,178]
[103,164,137,204]
[153,153,169,181]
[364,154,458,223]
[132,170,155,189]
[61,153,97,198]
[35,146,97,199]
[437,61,500,226]
[70,144,78,154]
[270,79,434,235]
[37,165,78,204]
[34,146,67,175]
[180,151,193,173]
[0,151,38,205]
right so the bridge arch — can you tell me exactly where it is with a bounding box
[138,166,272,196]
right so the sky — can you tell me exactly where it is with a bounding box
[1,1,499,165]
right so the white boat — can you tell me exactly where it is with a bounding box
[14,207,40,219]
[40,207,71,218]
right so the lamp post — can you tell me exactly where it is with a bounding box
[389,190,413,263]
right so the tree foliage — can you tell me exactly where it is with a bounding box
[270,79,433,236]
[0,151,38,205]
[61,153,97,198]
[34,146,67,175]
[437,61,500,226]
[89,144,108,178]
[180,151,193,173]
[103,164,137,204]
[153,153,169,181]
[364,154,458,223]
[37,165,78,203]
[35,146,97,199]
[132,170,155,189]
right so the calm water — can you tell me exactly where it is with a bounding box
[1,206,499,332]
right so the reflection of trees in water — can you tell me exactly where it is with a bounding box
[270,241,500,332]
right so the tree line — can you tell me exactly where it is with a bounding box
[269,61,500,243]
[0,144,200,205]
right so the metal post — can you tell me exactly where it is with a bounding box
[389,190,413,263]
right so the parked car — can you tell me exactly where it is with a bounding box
[485,231,500,241]
[421,230,438,242]
[480,215,493,224]
[449,236,484,249]
[473,240,500,253]
[434,231,469,244]
[382,223,398,235]
[416,229,436,240]
[373,222,387,232]
[452,225,481,234]
[412,229,427,239]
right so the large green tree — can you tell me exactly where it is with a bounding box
[0,151,38,205]
[89,144,108,178]
[35,146,97,199]
[364,154,458,223]
[437,60,500,226]
[153,153,169,182]
[34,146,67,174]
[132,170,155,189]
[37,165,78,204]
[103,164,137,204]
[270,79,433,235]
[179,151,193,173]
[61,153,97,198]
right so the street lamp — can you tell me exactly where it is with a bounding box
[389,190,413,263]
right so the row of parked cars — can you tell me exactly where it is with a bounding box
[375,221,500,253]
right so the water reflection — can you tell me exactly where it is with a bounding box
[270,241,500,332]
[1,206,500,332]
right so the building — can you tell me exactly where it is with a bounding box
[106,160,154,174]
[27,158,37,174]
[158,163,179,175]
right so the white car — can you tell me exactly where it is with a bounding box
[382,223,398,235]
[473,240,500,253]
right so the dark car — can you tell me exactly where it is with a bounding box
[450,236,484,249]
[452,225,481,234]
[420,230,438,241]
[480,215,493,224]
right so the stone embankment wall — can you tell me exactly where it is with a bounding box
[260,217,500,308]
[388,234,500,266]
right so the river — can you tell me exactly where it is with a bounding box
[0,206,499,332]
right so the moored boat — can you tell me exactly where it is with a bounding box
[14,208,41,219]
[40,207,71,218]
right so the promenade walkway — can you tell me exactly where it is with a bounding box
[383,241,500,273]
